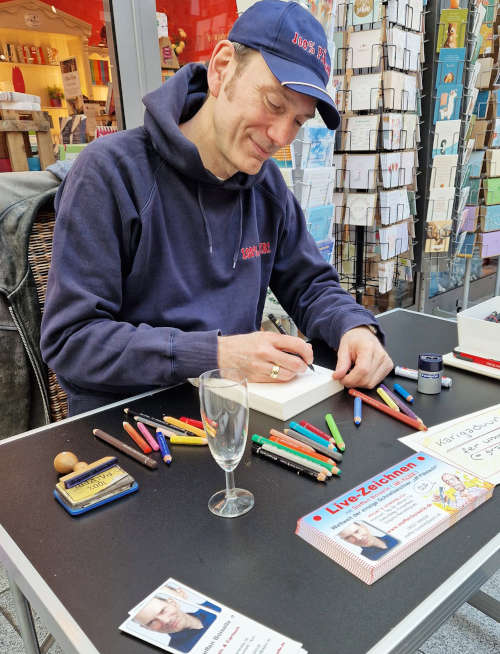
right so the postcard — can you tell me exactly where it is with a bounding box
[348,0,382,26]
[332,192,345,224]
[427,188,455,222]
[387,0,423,32]
[346,29,383,69]
[490,119,500,148]
[479,231,500,257]
[347,73,382,112]
[379,188,411,225]
[120,578,304,654]
[436,48,465,86]
[292,166,335,207]
[345,114,380,151]
[485,149,500,177]
[424,219,452,253]
[378,221,409,260]
[333,153,345,189]
[344,154,378,190]
[378,260,395,294]
[400,151,416,187]
[380,152,401,188]
[383,71,417,111]
[479,205,500,232]
[296,125,335,168]
[477,57,494,89]
[456,232,476,258]
[305,204,334,241]
[458,206,479,233]
[386,27,421,72]
[344,192,378,226]
[430,155,458,189]
[316,237,335,264]
[381,113,403,150]
[434,84,462,123]
[484,178,500,206]
[330,74,347,112]
[436,9,468,53]
[432,119,461,157]
[468,150,485,178]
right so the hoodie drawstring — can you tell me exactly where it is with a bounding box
[197,186,244,270]
[197,185,213,254]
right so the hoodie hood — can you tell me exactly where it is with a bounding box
[142,63,267,191]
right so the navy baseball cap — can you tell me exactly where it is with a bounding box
[228,0,340,130]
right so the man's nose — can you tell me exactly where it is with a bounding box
[266,118,297,148]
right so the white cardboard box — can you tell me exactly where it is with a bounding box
[457,296,500,360]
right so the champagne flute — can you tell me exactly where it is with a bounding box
[199,368,254,518]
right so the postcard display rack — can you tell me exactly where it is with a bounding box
[327,0,423,307]
[417,0,500,309]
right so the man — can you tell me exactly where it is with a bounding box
[437,473,488,510]
[41,0,392,416]
[133,594,220,652]
[339,522,399,561]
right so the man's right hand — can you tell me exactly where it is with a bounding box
[217,332,313,382]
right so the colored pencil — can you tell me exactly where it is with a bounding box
[283,428,343,463]
[393,383,414,403]
[251,443,327,482]
[163,415,206,438]
[289,421,336,448]
[179,416,204,429]
[299,420,337,447]
[269,434,336,466]
[255,441,333,477]
[123,407,167,431]
[92,428,158,469]
[269,428,316,452]
[348,389,427,431]
[123,421,152,454]
[380,385,422,423]
[376,387,400,412]
[136,421,160,451]
[252,434,340,475]
[155,430,172,464]
[325,413,345,451]
[354,396,362,426]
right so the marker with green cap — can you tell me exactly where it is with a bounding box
[325,413,345,451]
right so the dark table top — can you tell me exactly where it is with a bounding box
[1,310,498,654]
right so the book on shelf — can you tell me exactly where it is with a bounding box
[296,452,493,585]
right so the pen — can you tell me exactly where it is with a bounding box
[155,430,172,464]
[348,389,427,431]
[325,413,345,452]
[123,421,152,454]
[124,408,168,431]
[251,443,328,482]
[394,365,452,388]
[267,313,315,372]
[354,396,362,426]
[92,428,158,469]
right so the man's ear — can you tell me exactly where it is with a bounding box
[207,40,235,97]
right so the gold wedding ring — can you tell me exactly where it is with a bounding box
[270,364,280,379]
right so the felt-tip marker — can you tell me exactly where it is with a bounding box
[267,313,315,371]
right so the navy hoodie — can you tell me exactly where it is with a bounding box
[41,64,380,414]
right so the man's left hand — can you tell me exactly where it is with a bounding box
[332,326,393,388]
